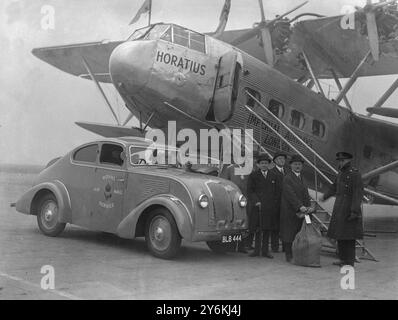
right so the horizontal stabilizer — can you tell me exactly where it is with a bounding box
[76,122,145,138]
[32,41,123,83]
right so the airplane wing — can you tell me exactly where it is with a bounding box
[32,40,123,83]
[75,121,145,138]
[220,9,398,79]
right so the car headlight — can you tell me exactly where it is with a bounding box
[238,195,247,208]
[198,194,209,208]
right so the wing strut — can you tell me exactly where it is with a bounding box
[302,51,325,97]
[367,77,398,117]
[330,69,352,111]
[335,51,371,106]
[81,56,120,125]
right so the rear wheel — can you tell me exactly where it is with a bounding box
[36,193,66,237]
[206,241,235,254]
[145,208,181,259]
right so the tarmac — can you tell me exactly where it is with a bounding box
[0,167,397,300]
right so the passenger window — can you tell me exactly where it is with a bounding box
[245,88,261,108]
[100,144,124,167]
[268,99,285,119]
[73,144,98,163]
[160,27,172,42]
[312,120,326,138]
[290,110,305,129]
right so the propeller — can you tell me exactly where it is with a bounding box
[231,1,308,66]
[355,0,397,61]
[366,107,398,118]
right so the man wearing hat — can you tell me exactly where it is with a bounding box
[280,155,312,262]
[320,152,364,267]
[247,154,280,258]
[269,152,288,252]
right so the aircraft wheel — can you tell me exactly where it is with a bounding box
[145,208,181,259]
[37,193,66,237]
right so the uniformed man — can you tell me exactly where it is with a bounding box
[247,154,279,258]
[280,155,312,262]
[320,152,364,267]
[269,152,287,252]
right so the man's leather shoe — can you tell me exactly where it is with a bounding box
[285,254,293,263]
[262,252,274,259]
[249,251,260,257]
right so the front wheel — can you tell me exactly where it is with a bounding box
[37,193,66,237]
[145,208,181,259]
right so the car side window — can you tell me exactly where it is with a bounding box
[100,144,124,167]
[73,144,98,163]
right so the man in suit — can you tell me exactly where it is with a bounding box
[280,155,312,262]
[269,152,287,252]
[247,154,279,258]
[320,152,364,267]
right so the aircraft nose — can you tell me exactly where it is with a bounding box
[109,41,156,94]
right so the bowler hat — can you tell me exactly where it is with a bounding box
[273,152,287,162]
[336,152,353,161]
[290,154,305,164]
[257,153,271,163]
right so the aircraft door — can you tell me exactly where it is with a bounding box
[211,51,241,123]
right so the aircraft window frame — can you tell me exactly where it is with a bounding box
[99,143,125,167]
[128,25,153,41]
[268,99,285,119]
[311,119,326,138]
[167,25,206,54]
[245,88,261,108]
[144,24,170,40]
[72,144,99,164]
[290,109,306,130]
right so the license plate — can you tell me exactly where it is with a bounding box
[222,234,242,243]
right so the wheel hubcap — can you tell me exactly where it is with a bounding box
[41,200,58,229]
[149,216,171,251]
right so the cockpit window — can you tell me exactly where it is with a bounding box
[128,26,152,41]
[162,25,205,53]
[144,24,170,40]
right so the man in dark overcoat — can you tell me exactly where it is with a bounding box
[280,155,312,262]
[320,152,364,267]
[247,154,279,258]
[269,152,287,252]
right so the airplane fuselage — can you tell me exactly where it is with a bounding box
[108,23,398,201]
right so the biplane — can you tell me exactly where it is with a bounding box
[31,0,398,207]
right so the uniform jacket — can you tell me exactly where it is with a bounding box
[269,166,286,227]
[247,169,279,231]
[280,171,311,243]
[324,163,364,240]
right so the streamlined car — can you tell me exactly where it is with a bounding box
[14,138,248,259]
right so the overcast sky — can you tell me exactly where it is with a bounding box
[1,0,397,165]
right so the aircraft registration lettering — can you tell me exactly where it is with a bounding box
[99,201,114,209]
[156,51,206,75]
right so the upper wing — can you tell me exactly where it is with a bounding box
[220,10,398,79]
[32,40,123,83]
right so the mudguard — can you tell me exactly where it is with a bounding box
[117,195,193,240]
[15,180,72,223]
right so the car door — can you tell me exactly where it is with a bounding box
[90,142,127,233]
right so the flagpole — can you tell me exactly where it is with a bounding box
[148,0,152,26]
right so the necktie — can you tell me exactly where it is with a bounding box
[262,171,267,178]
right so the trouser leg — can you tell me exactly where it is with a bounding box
[262,230,270,255]
[254,231,262,254]
[344,240,356,266]
[245,232,254,249]
[283,242,293,261]
[270,230,280,252]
